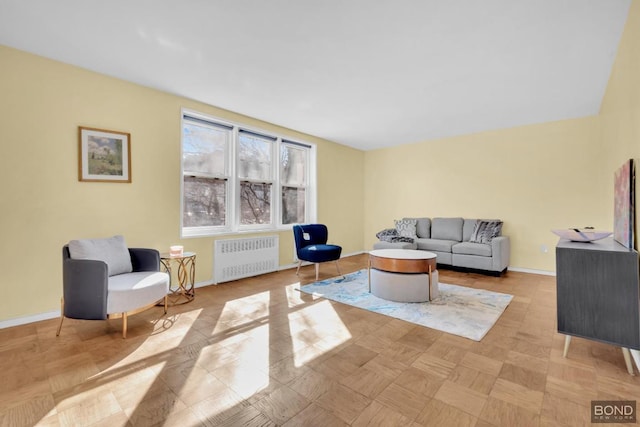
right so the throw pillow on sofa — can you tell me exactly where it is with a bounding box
[390,236,415,243]
[394,219,418,238]
[376,228,398,242]
[469,220,503,244]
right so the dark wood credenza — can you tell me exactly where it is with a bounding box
[556,237,640,374]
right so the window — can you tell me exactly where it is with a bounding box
[182,117,231,232]
[238,130,275,226]
[181,110,315,237]
[281,141,308,225]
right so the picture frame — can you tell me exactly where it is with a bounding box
[78,126,131,183]
[613,158,635,249]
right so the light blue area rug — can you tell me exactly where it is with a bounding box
[298,269,513,341]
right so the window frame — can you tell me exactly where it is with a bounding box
[236,129,276,230]
[180,108,316,238]
[181,114,233,237]
[279,140,312,227]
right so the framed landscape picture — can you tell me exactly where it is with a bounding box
[613,158,635,248]
[78,126,131,182]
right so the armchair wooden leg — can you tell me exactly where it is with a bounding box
[335,260,342,276]
[315,263,319,281]
[122,313,127,339]
[296,260,302,276]
[164,295,168,314]
[56,298,65,337]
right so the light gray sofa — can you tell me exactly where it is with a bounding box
[373,217,510,275]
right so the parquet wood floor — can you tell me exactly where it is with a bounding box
[1,254,639,426]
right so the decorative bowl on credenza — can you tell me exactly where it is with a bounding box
[551,228,613,242]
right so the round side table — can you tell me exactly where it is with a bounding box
[160,251,196,305]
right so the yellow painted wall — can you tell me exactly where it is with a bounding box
[363,0,640,273]
[0,45,364,322]
[599,0,640,242]
[364,117,605,271]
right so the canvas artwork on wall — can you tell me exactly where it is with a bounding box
[613,159,635,249]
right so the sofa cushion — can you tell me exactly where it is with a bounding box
[452,242,492,257]
[415,238,457,253]
[395,219,417,238]
[417,218,431,238]
[69,235,133,276]
[462,219,477,242]
[404,217,431,238]
[431,217,463,241]
[469,220,503,244]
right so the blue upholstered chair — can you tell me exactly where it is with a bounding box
[293,224,342,281]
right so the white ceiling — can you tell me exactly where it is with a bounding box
[0,1,631,150]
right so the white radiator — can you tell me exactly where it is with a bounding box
[214,235,279,283]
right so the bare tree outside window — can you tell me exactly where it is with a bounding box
[182,119,229,228]
[183,176,226,226]
[240,182,271,224]
[239,132,273,225]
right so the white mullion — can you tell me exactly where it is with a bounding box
[276,138,283,228]
[271,138,278,227]
[230,126,239,232]
[308,145,316,224]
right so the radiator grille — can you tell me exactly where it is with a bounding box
[214,235,279,283]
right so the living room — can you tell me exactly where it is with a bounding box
[1,1,639,425]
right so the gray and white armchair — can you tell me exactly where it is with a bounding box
[57,235,170,338]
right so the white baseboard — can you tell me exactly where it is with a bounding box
[508,266,556,276]
[194,280,215,289]
[0,310,60,330]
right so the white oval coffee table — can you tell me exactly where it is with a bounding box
[368,249,438,302]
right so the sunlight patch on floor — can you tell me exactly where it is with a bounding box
[289,299,351,367]
[285,282,308,307]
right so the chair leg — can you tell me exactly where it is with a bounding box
[296,260,302,276]
[335,260,342,276]
[622,348,635,375]
[122,313,127,339]
[563,335,571,358]
[56,298,65,337]
[164,295,168,314]
[315,263,320,281]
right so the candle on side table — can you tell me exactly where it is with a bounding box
[170,245,183,256]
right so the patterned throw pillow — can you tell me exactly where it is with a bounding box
[469,220,503,244]
[390,236,415,243]
[395,219,418,238]
[376,228,399,242]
